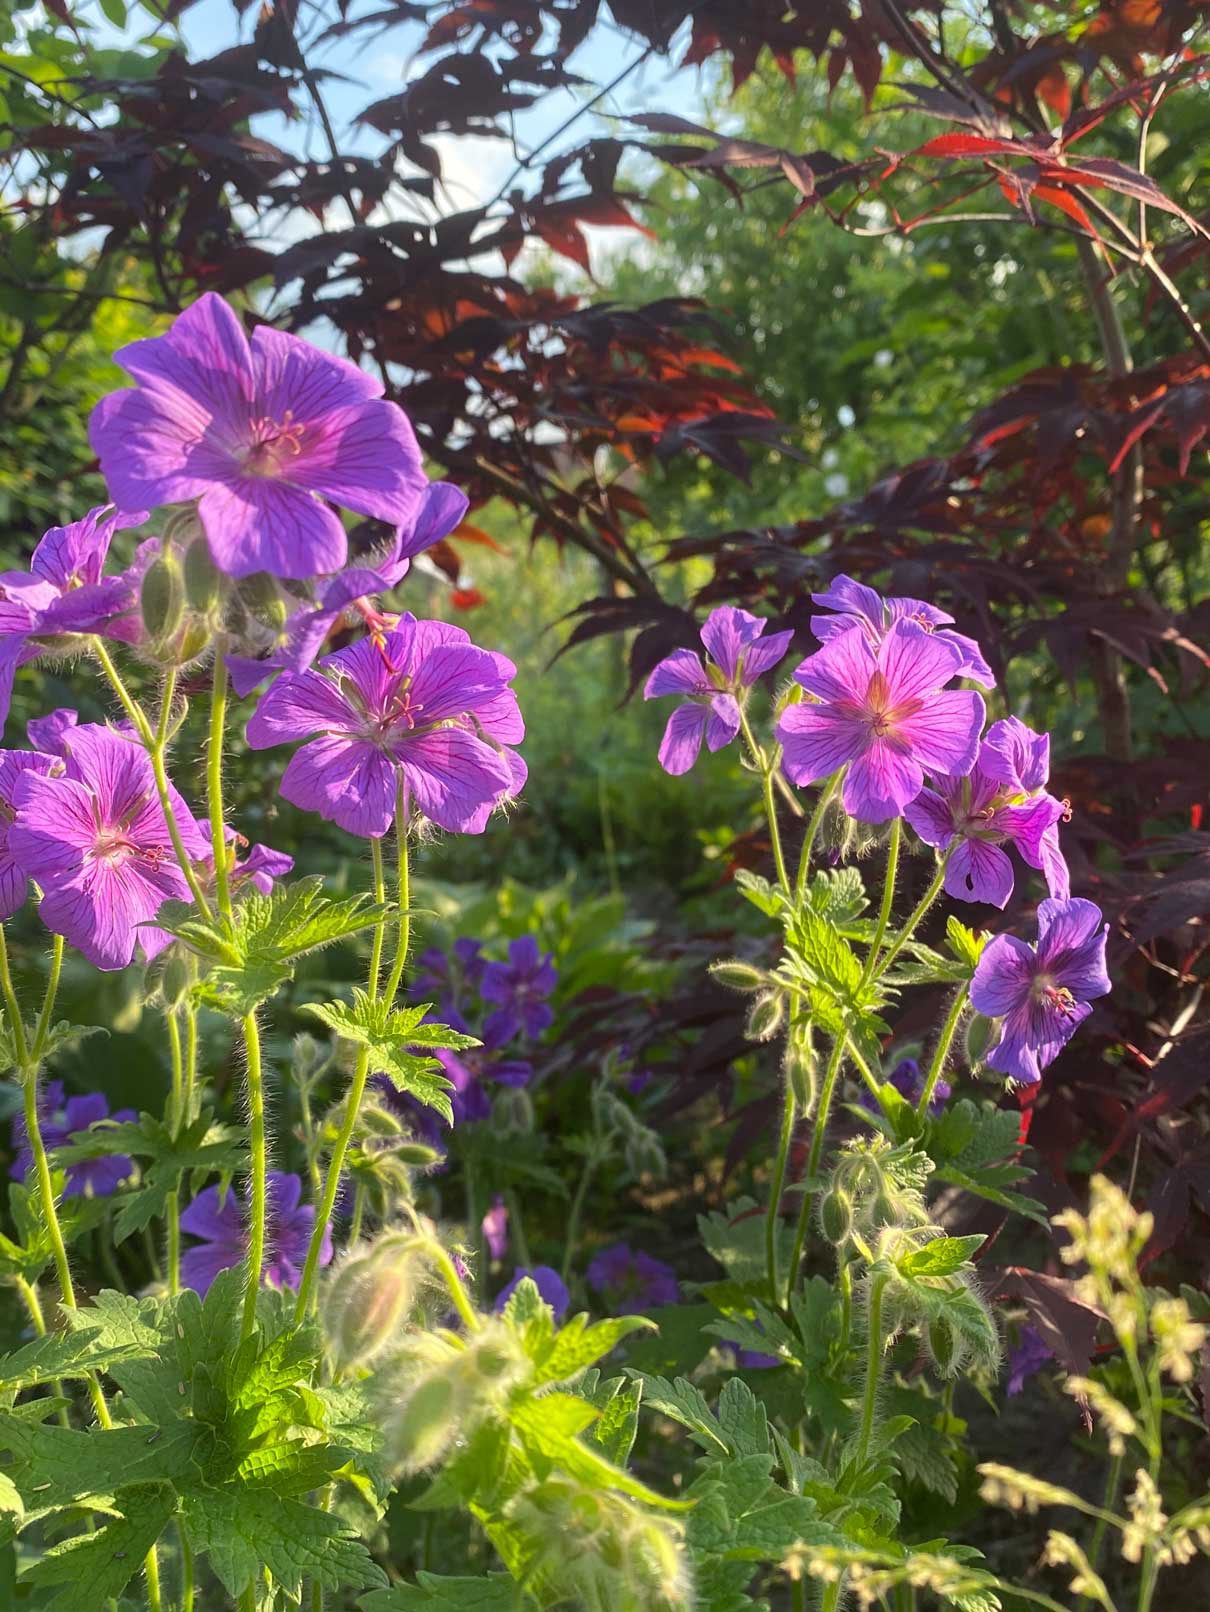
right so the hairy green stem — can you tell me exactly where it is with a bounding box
[240,1013,267,1340]
[368,837,387,998]
[380,785,412,1010]
[787,1032,849,1294]
[766,1082,796,1303]
[857,817,901,993]
[917,985,969,1117]
[178,1520,195,1612]
[504,1186,531,1268]
[207,646,232,920]
[875,848,952,979]
[739,711,789,894]
[795,772,840,901]
[561,1146,602,1286]
[166,1010,185,1294]
[145,1542,163,1612]
[856,1271,889,1466]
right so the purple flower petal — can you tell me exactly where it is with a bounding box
[644,649,712,700]
[946,837,1015,908]
[657,703,708,776]
[699,605,764,684]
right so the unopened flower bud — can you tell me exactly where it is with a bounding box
[183,535,223,613]
[745,989,786,1043]
[323,1234,422,1372]
[384,1371,462,1473]
[173,618,213,666]
[710,958,768,993]
[784,1040,817,1113]
[291,1033,328,1086]
[491,1086,534,1134]
[927,1316,962,1377]
[155,948,192,1008]
[395,1140,444,1168]
[964,1012,995,1069]
[140,554,185,644]
[820,1187,854,1246]
[239,571,288,629]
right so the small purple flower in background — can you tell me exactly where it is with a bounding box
[226,481,470,697]
[0,749,59,920]
[904,717,1070,909]
[200,825,295,898]
[0,507,149,724]
[586,1244,681,1309]
[1006,1324,1053,1395]
[88,294,428,581]
[10,1082,135,1198]
[26,708,79,756]
[644,605,794,775]
[179,1170,331,1296]
[373,1006,532,1141]
[246,622,523,838]
[411,937,486,1004]
[777,621,985,823]
[811,573,994,688]
[481,935,557,1043]
[970,897,1111,1085]
[495,1265,569,1320]
[858,1056,951,1117]
[10,723,209,970]
[482,1196,509,1262]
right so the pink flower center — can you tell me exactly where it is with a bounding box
[1032,973,1077,1015]
[861,669,922,739]
[240,412,306,477]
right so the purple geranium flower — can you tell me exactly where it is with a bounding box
[586,1244,681,1309]
[0,749,59,920]
[777,621,985,822]
[482,1196,509,1262]
[644,605,794,775]
[857,1056,951,1117]
[373,1006,532,1143]
[0,507,150,724]
[411,937,486,1004]
[480,935,557,1043]
[904,718,1070,909]
[88,294,428,581]
[9,724,208,970]
[811,573,994,688]
[245,620,524,837]
[1006,1324,1053,1395]
[226,481,470,698]
[179,1170,331,1296]
[9,1081,135,1198]
[970,898,1111,1085]
[495,1265,569,1320]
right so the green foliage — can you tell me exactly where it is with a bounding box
[303,993,474,1123]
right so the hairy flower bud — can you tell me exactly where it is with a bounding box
[384,1370,463,1473]
[140,553,185,645]
[238,571,289,630]
[819,1186,854,1247]
[964,1011,995,1069]
[926,1316,962,1377]
[710,958,769,993]
[491,1085,534,1135]
[183,535,223,613]
[784,1039,817,1113]
[322,1233,424,1373]
[745,988,786,1043]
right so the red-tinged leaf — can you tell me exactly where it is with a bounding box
[451,587,486,610]
[450,522,508,554]
[991,1268,1106,1377]
[535,217,591,271]
[1031,182,1100,237]
[916,132,1042,159]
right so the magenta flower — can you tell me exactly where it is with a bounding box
[0,749,59,920]
[226,480,470,697]
[9,723,208,970]
[482,1196,509,1261]
[179,1170,331,1296]
[88,294,428,581]
[970,897,1110,1085]
[245,620,524,837]
[0,507,149,724]
[495,1265,569,1320]
[9,1081,135,1198]
[811,573,994,688]
[480,935,557,1043]
[644,606,793,775]
[586,1244,681,1309]
[904,718,1070,908]
[776,621,985,822]
[857,1056,950,1117]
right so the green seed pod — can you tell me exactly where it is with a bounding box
[385,1372,462,1473]
[183,535,223,613]
[819,1186,854,1246]
[239,571,288,629]
[395,1140,445,1169]
[927,1315,962,1377]
[709,958,768,992]
[964,1011,995,1069]
[745,989,786,1043]
[174,618,213,666]
[784,1039,817,1113]
[140,554,185,643]
[160,950,192,1009]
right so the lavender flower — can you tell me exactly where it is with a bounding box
[644,606,793,775]
[179,1171,331,1296]
[857,1056,951,1117]
[245,620,524,837]
[9,723,209,970]
[970,898,1111,1085]
[586,1244,681,1309]
[1006,1324,1053,1395]
[482,1196,509,1262]
[495,1265,569,1320]
[904,718,1069,908]
[811,573,994,687]
[411,937,486,1003]
[88,294,428,581]
[480,935,557,1043]
[0,507,149,724]
[0,749,59,920]
[9,1082,135,1198]
[777,621,985,822]
[226,481,470,697]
